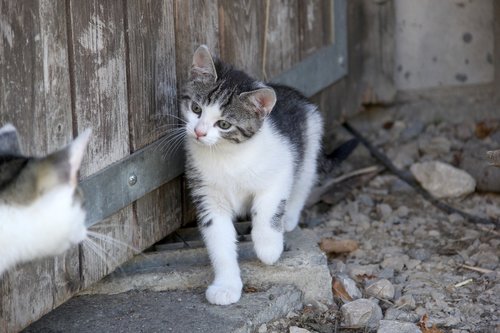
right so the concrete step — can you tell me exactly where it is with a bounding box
[24,228,332,333]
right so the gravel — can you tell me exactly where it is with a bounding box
[264,96,500,332]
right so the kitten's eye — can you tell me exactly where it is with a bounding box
[217,120,232,130]
[191,102,202,115]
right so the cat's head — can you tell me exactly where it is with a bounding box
[0,125,91,251]
[180,45,277,146]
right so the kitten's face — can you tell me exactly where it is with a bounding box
[180,45,276,147]
[0,125,91,251]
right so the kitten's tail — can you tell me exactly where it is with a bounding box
[319,138,359,174]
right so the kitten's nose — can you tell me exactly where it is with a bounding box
[195,128,206,138]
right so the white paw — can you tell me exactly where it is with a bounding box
[252,230,283,265]
[284,218,298,232]
[206,283,242,305]
[284,213,300,232]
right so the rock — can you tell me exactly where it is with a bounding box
[401,121,425,141]
[410,161,476,198]
[395,295,417,310]
[471,251,499,270]
[334,274,362,300]
[258,324,268,333]
[341,299,383,329]
[418,136,451,156]
[377,320,422,333]
[384,308,420,322]
[377,203,393,220]
[358,194,374,207]
[366,279,395,300]
[408,248,432,261]
[448,213,465,224]
[319,238,359,254]
[289,326,310,333]
[390,178,414,194]
[381,255,409,271]
[395,206,409,218]
[348,264,379,280]
[459,140,500,192]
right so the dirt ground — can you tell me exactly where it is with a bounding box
[263,92,500,333]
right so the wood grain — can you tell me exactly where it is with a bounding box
[299,0,333,60]
[126,0,182,250]
[0,1,77,332]
[264,0,300,79]
[218,0,264,78]
[67,0,133,288]
[174,0,220,225]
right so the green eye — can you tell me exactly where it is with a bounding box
[217,120,231,130]
[191,102,202,115]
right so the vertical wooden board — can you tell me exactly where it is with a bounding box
[67,0,133,288]
[218,0,264,78]
[264,0,300,79]
[0,0,72,154]
[173,0,220,225]
[0,1,78,332]
[174,0,220,87]
[495,0,500,99]
[68,0,129,177]
[125,0,182,249]
[298,0,333,60]
[133,178,183,250]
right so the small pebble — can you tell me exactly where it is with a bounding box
[366,279,395,300]
[341,299,383,329]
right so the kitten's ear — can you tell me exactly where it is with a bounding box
[66,128,92,187]
[239,88,277,117]
[0,123,21,155]
[190,45,217,82]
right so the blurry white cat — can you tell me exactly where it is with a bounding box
[0,124,91,275]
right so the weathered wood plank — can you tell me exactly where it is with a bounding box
[173,0,219,86]
[174,0,220,225]
[264,0,300,79]
[218,0,264,78]
[299,0,333,60]
[126,0,182,249]
[0,1,77,332]
[67,0,133,288]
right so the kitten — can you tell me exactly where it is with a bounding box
[180,45,323,305]
[0,124,91,276]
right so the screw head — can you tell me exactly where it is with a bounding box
[128,173,137,186]
[338,56,345,66]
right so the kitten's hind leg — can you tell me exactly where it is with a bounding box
[251,193,286,265]
[200,214,242,305]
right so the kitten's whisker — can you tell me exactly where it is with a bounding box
[154,130,186,154]
[165,114,187,124]
[87,231,145,257]
[159,131,186,158]
[164,134,186,159]
[84,238,127,275]
[83,239,115,271]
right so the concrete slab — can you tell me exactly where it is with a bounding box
[81,228,333,305]
[24,228,332,332]
[24,285,302,333]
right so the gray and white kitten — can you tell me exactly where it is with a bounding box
[180,46,323,305]
[0,124,91,276]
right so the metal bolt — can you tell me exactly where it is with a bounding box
[338,56,345,66]
[128,173,137,186]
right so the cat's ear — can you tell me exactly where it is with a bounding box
[190,45,217,82]
[0,123,21,155]
[67,128,91,186]
[239,88,277,117]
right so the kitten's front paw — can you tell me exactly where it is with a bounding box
[253,231,284,265]
[206,283,242,305]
